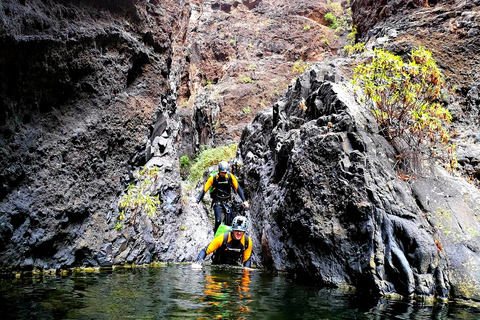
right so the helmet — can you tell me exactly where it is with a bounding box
[232,215,248,232]
[218,161,229,173]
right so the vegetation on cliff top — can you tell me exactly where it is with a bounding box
[351,47,456,172]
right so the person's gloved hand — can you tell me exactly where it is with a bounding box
[191,262,203,269]
[242,201,250,208]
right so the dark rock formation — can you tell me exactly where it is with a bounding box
[0,0,212,270]
[237,62,480,301]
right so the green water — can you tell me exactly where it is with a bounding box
[1,265,479,319]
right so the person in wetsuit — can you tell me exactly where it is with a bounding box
[192,215,252,268]
[196,161,249,232]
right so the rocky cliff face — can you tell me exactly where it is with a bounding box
[237,62,480,301]
[175,0,343,158]
[0,0,213,269]
[0,0,345,270]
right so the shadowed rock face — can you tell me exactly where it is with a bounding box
[0,0,213,270]
[0,0,340,271]
[237,63,480,301]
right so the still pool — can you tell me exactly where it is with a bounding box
[1,265,479,319]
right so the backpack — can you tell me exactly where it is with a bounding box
[214,224,232,238]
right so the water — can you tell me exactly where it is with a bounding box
[1,265,479,319]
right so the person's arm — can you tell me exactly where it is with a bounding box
[230,174,248,204]
[195,234,225,264]
[196,176,214,203]
[242,236,253,268]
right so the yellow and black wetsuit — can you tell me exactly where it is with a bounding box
[196,173,247,231]
[197,173,246,202]
[197,231,252,268]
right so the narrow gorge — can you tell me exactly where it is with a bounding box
[1,0,480,303]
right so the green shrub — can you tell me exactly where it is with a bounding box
[324,12,338,29]
[242,77,253,83]
[117,166,162,229]
[347,26,357,43]
[188,143,238,182]
[343,42,365,56]
[321,36,330,46]
[352,47,455,170]
[292,59,310,74]
[180,155,190,171]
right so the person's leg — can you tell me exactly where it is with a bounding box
[213,204,222,232]
[224,202,233,226]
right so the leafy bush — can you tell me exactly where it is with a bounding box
[324,12,338,29]
[180,155,190,171]
[292,59,310,74]
[188,143,238,182]
[343,42,365,56]
[242,77,253,83]
[117,166,162,229]
[352,47,455,170]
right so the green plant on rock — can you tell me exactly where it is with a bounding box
[326,0,343,17]
[188,143,238,183]
[321,35,330,46]
[139,165,160,178]
[117,166,162,229]
[343,42,365,56]
[347,26,357,43]
[242,77,253,83]
[352,47,455,171]
[180,155,191,171]
[324,12,338,29]
[292,59,310,74]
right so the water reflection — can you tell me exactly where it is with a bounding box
[0,265,479,320]
[197,268,252,319]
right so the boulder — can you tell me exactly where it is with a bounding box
[238,62,480,301]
